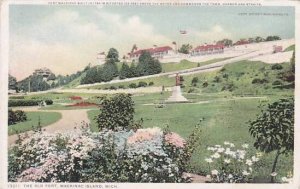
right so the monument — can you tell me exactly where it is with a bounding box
[166,73,188,103]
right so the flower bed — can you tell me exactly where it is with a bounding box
[69,96,83,100]
[67,102,98,107]
[9,127,190,183]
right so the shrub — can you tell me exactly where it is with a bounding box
[271,64,283,70]
[8,109,27,125]
[187,88,195,93]
[191,77,199,86]
[148,81,154,86]
[109,86,117,90]
[128,83,137,89]
[45,99,53,105]
[9,96,25,100]
[213,76,221,83]
[272,80,283,86]
[97,94,135,131]
[9,126,191,183]
[223,73,229,79]
[205,142,260,183]
[118,85,125,89]
[8,99,52,107]
[221,82,235,92]
[202,81,208,88]
[252,78,268,84]
[138,81,147,87]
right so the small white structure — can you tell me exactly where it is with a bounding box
[33,67,52,78]
[97,52,106,65]
[166,86,188,103]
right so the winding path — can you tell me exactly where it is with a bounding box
[8,107,91,146]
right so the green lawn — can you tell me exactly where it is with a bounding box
[284,44,295,52]
[88,109,100,132]
[86,93,293,182]
[8,111,62,135]
[161,58,231,72]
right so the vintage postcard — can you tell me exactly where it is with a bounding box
[0,0,299,189]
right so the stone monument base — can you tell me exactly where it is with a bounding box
[166,86,188,103]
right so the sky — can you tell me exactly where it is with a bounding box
[9,5,295,80]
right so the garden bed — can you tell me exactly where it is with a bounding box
[67,102,99,107]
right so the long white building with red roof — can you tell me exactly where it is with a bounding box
[128,46,176,62]
[191,44,225,56]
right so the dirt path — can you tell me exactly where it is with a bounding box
[8,108,91,146]
[142,96,267,106]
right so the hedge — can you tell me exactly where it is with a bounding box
[8,99,53,107]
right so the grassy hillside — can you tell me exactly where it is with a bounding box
[85,60,294,99]
[284,44,295,52]
[181,60,294,96]
[161,58,231,72]
[80,58,232,89]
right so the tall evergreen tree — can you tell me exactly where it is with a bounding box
[106,48,119,64]
[136,51,162,76]
[119,63,131,79]
[129,63,139,77]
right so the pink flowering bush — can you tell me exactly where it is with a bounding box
[9,126,193,183]
[165,132,186,148]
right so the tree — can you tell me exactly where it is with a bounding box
[136,51,162,76]
[47,73,56,81]
[266,36,281,41]
[217,39,233,47]
[291,51,295,74]
[255,36,265,43]
[248,38,255,43]
[191,77,199,87]
[106,48,119,63]
[279,51,295,83]
[102,62,119,81]
[8,75,17,90]
[119,63,131,79]
[81,68,98,84]
[178,44,193,54]
[249,98,294,183]
[129,63,139,77]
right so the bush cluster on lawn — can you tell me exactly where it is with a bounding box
[97,94,135,131]
[8,99,53,107]
[105,81,154,90]
[9,125,193,182]
[8,109,27,125]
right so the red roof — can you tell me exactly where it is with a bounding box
[130,46,173,57]
[193,44,224,52]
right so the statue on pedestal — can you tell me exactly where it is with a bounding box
[166,73,188,103]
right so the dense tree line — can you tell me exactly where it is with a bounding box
[8,75,17,90]
[15,66,87,92]
[81,50,162,84]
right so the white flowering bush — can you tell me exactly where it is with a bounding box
[204,142,260,183]
[280,171,293,183]
[9,126,191,183]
